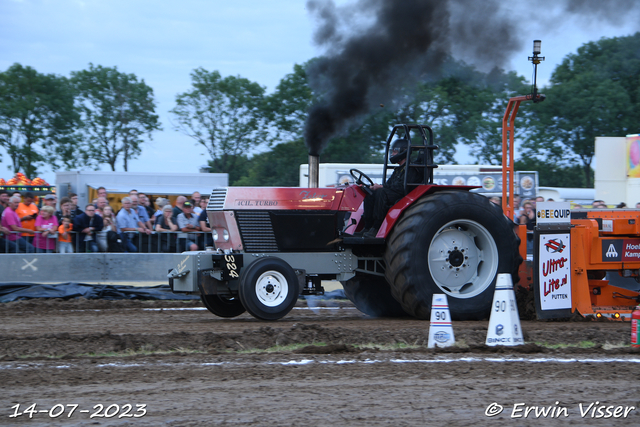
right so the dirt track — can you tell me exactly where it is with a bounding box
[2,298,640,426]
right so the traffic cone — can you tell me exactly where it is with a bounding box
[428,294,455,348]
[486,274,524,346]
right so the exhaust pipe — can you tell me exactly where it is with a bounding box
[308,154,319,188]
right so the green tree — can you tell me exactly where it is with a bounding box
[71,64,161,171]
[524,34,640,187]
[235,139,308,186]
[264,63,313,141]
[321,110,393,164]
[170,68,266,178]
[264,60,388,163]
[467,69,531,165]
[247,59,534,186]
[515,157,593,188]
[396,62,529,165]
[0,63,78,178]
[205,154,251,186]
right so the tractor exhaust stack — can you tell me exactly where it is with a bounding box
[308,154,319,188]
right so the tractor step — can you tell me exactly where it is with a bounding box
[342,236,386,245]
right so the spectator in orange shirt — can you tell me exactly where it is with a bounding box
[58,216,74,253]
[16,192,39,244]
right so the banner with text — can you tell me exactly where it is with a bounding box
[538,233,572,311]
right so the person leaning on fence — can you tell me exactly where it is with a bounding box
[198,197,213,248]
[33,206,59,253]
[198,196,208,214]
[172,196,187,221]
[153,197,168,219]
[0,222,19,253]
[155,204,178,252]
[116,197,149,253]
[1,195,35,253]
[57,216,73,253]
[177,201,200,251]
[97,205,117,252]
[138,193,155,225]
[74,204,103,253]
[16,192,39,244]
[130,194,153,232]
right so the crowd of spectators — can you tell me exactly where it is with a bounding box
[0,188,212,254]
[0,186,636,254]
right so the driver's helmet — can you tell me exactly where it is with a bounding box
[389,138,410,164]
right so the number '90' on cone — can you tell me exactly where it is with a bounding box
[486,274,524,346]
[428,294,455,348]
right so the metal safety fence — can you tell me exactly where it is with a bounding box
[0,231,213,254]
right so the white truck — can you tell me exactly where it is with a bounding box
[299,163,538,198]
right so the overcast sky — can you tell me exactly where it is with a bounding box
[1,0,639,184]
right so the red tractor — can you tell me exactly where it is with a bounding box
[169,124,521,320]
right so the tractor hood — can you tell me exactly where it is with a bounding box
[211,186,365,212]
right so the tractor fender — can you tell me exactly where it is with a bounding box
[376,185,477,238]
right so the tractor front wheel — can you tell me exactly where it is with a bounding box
[238,257,299,320]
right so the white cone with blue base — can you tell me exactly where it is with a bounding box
[486,274,524,346]
[428,294,455,348]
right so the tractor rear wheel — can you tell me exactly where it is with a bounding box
[200,294,246,318]
[342,274,407,317]
[384,191,521,320]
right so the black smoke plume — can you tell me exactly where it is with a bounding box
[303,0,640,157]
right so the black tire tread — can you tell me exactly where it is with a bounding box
[384,191,522,320]
[238,257,298,321]
[200,294,246,318]
[342,274,407,317]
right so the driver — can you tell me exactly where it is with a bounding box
[358,138,418,238]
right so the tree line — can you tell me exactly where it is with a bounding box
[2,33,639,187]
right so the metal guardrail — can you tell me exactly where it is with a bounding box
[0,231,212,254]
[0,253,187,283]
[2,229,536,254]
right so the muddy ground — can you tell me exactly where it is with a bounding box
[1,297,640,426]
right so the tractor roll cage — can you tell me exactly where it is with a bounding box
[382,124,439,194]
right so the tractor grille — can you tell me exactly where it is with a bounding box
[207,188,228,211]
[235,211,279,252]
